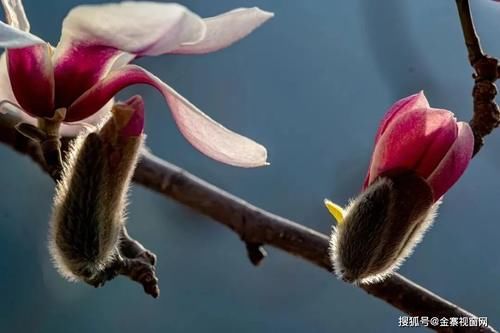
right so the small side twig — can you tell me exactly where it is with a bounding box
[15,122,63,181]
[455,0,500,155]
[455,0,483,65]
[244,241,267,266]
[118,227,160,298]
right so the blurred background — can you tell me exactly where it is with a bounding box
[0,0,499,331]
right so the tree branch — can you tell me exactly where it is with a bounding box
[455,0,500,155]
[0,113,495,333]
[455,0,483,66]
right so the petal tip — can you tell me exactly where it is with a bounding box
[415,90,430,106]
[249,7,274,25]
[171,6,273,55]
[230,7,274,24]
[240,144,269,168]
[412,90,427,103]
[252,7,275,19]
[243,145,269,168]
[457,121,474,154]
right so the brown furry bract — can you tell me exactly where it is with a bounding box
[49,114,143,282]
[330,171,439,284]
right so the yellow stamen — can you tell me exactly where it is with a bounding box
[324,199,345,224]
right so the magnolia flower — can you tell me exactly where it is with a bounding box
[0,0,273,167]
[325,92,474,283]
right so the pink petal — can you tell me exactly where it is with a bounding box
[0,0,47,107]
[1,0,30,31]
[7,44,55,117]
[414,119,457,177]
[367,108,456,186]
[52,2,206,107]
[0,51,103,136]
[0,52,35,122]
[374,92,430,144]
[427,122,474,199]
[52,45,122,108]
[172,7,274,54]
[363,92,430,188]
[66,65,268,167]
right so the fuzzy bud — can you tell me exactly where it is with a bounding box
[329,171,438,284]
[325,93,472,284]
[49,95,144,283]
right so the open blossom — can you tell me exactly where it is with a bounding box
[0,0,273,167]
[325,92,474,283]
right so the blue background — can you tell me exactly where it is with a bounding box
[0,0,499,332]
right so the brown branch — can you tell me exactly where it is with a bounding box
[455,0,500,155]
[0,113,495,333]
[455,0,483,65]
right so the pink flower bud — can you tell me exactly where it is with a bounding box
[364,91,474,200]
[113,95,145,138]
[326,92,474,284]
[49,97,145,284]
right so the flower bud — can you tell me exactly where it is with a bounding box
[326,92,473,283]
[329,171,437,284]
[49,95,144,283]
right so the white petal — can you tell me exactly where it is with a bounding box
[0,52,17,104]
[0,20,43,48]
[55,1,205,57]
[1,0,29,31]
[173,7,274,54]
